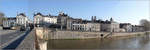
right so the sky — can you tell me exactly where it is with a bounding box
[0,0,150,25]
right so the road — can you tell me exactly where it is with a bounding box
[0,30,25,48]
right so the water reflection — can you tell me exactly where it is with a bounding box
[46,34,150,49]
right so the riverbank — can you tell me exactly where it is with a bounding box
[47,34,150,50]
[35,27,149,40]
[35,28,150,50]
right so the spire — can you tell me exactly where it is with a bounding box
[94,16,96,21]
[91,16,94,22]
[91,16,93,21]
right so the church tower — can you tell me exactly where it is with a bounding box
[110,17,113,22]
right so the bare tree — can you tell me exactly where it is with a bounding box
[140,19,150,31]
[0,12,7,25]
[0,12,5,17]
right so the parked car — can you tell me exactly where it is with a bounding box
[11,26,17,30]
[20,26,26,31]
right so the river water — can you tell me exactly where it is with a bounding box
[46,34,150,50]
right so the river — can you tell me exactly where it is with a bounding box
[44,34,150,50]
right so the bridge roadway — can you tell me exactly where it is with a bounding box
[0,29,34,50]
[0,30,24,48]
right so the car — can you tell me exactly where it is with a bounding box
[20,26,26,31]
[11,26,17,30]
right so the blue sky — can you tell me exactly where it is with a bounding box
[0,0,149,25]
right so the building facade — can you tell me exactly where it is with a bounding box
[101,18,120,32]
[86,23,101,31]
[34,13,57,27]
[3,17,16,29]
[33,12,144,32]
[43,16,57,26]
[132,25,144,32]
[71,23,87,31]
[16,13,28,27]
[120,23,132,32]
[57,12,69,29]
[34,13,43,27]
[71,23,101,32]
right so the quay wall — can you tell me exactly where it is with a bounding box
[35,28,147,39]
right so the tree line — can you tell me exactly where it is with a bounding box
[140,19,150,31]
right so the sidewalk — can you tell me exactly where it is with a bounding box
[16,29,35,50]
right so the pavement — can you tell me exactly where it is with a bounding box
[16,29,35,50]
[0,30,18,36]
[0,29,25,49]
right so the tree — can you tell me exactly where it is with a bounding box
[140,19,150,31]
[0,12,5,17]
[0,12,7,25]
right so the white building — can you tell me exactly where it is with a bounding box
[101,18,120,32]
[43,16,57,24]
[71,23,101,32]
[34,13,57,27]
[72,23,86,31]
[34,13,43,27]
[16,13,28,26]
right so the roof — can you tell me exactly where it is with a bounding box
[58,13,68,17]
[120,23,132,28]
[17,13,26,17]
[34,12,44,16]
[120,23,131,25]
[132,25,144,27]
[34,13,58,18]
[6,17,16,20]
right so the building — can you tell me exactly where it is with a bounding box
[120,23,132,32]
[16,13,28,27]
[66,18,84,30]
[101,18,120,32]
[34,13,57,27]
[57,12,69,29]
[66,18,73,30]
[71,23,101,32]
[132,25,144,32]
[71,23,87,31]
[86,23,101,31]
[43,16,57,26]
[67,17,121,32]
[34,13,43,27]
[91,16,97,22]
[3,17,16,29]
